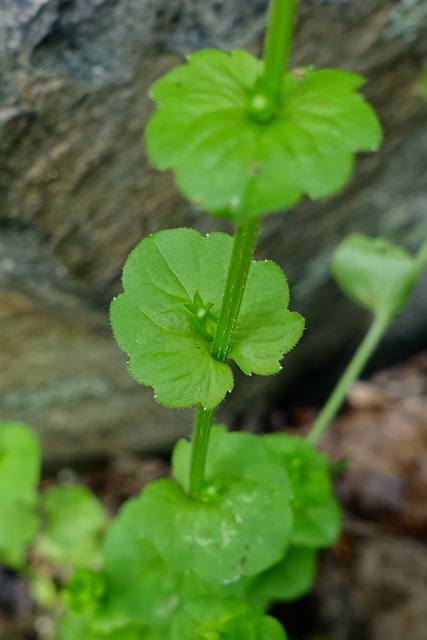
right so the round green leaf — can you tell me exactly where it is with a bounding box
[102,496,219,632]
[172,596,287,640]
[0,500,40,569]
[36,485,108,569]
[332,233,418,322]
[110,228,303,409]
[0,422,40,504]
[264,434,341,548]
[140,426,293,583]
[146,50,381,220]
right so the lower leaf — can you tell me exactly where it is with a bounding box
[223,545,317,610]
[102,496,219,632]
[172,596,288,640]
[139,426,293,583]
[264,434,341,548]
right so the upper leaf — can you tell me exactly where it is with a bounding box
[110,228,303,409]
[140,426,293,583]
[332,233,418,323]
[264,434,341,548]
[146,49,382,220]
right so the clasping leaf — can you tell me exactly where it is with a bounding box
[146,49,381,220]
[139,426,294,583]
[110,228,303,409]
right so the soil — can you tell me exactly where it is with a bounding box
[1,351,427,640]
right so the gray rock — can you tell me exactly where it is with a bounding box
[1,0,427,463]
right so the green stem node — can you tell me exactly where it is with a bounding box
[307,316,388,446]
[251,0,297,119]
[211,217,260,362]
[189,405,215,497]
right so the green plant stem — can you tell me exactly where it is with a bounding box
[189,1,296,498]
[189,405,215,497]
[416,235,427,270]
[211,217,260,362]
[189,218,260,495]
[260,0,297,106]
[307,315,388,446]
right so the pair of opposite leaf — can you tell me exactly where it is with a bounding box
[111,49,382,408]
[145,49,381,220]
[110,228,304,409]
[62,428,340,640]
[111,229,423,409]
[139,427,339,585]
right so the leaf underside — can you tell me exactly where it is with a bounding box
[103,497,219,633]
[332,233,418,322]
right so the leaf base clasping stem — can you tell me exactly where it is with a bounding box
[189,405,215,497]
[248,0,297,122]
